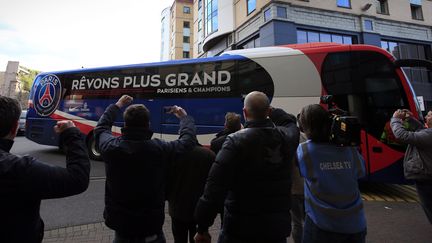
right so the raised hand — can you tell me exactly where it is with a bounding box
[54,120,75,134]
[115,95,133,109]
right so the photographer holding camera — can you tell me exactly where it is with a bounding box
[391,109,432,224]
[297,104,367,243]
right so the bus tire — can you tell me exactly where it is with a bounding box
[87,134,102,161]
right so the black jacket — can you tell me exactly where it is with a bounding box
[0,128,90,243]
[195,108,299,242]
[167,146,215,222]
[210,129,234,155]
[94,104,196,237]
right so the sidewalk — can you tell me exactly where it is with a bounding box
[43,214,222,243]
[43,222,114,243]
[43,200,432,243]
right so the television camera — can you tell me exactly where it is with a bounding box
[320,95,361,146]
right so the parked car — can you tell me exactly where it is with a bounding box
[18,110,27,135]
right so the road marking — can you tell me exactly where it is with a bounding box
[360,184,419,203]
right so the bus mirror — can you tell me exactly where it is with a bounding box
[394,59,432,70]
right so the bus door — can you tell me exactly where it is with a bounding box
[321,51,410,183]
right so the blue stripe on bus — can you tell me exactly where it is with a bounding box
[28,97,245,136]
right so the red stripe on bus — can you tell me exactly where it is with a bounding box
[365,133,404,173]
[50,113,121,136]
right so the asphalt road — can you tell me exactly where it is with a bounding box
[10,136,432,242]
[11,135,106,229]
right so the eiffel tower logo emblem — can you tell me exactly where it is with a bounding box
[39,84,54,108]
[33,74,62,117]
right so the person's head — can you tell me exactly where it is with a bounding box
[243,91,270,121]
[426,110,432,128]
[0,96,21,139]
[123,104,150,128]
[224,112,241,132]
[299,104,331,142]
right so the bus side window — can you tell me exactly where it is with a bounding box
[237,59,274,98]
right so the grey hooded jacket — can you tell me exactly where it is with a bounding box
[391,118,432,180]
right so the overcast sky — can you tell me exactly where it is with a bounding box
[0,0,174,71]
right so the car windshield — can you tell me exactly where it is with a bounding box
[20,110,27,119]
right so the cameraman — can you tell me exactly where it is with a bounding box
[297,104,366,243]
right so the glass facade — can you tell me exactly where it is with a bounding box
[297,30,355,44]
[381,40,431,83]
[239,36,260,49]
[205,0,218,36]
[197,0,203,55]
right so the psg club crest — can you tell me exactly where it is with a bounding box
[33,74,62,117]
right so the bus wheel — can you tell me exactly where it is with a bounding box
[87,135,102,161]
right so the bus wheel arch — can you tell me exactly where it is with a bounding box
[86,131,102,161]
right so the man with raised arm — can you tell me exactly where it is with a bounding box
[94,95,196,243]
[0,96,90,243]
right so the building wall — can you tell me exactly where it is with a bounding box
[169,0,194,60]
[234,1,432,44]
[234,0,432,29]
[193,0,201,57]
[160,7,171,61]
[2,61,20,97]
[191,0,432,57]
[0,71,4,93]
